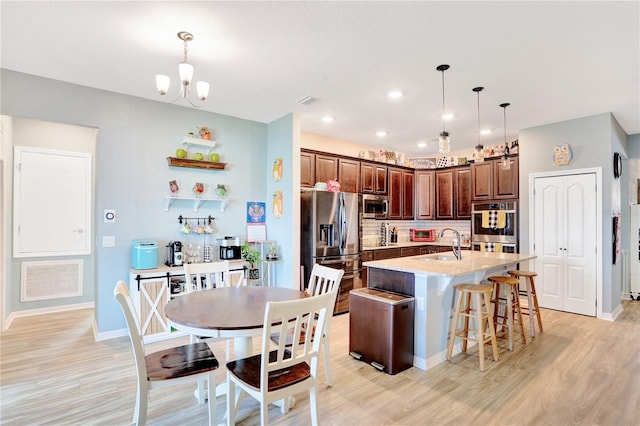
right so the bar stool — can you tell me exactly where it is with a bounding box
[488,275,526,351]
[447,283,499,371]
[507,270,543,337]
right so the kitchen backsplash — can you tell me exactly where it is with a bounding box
[361,219,471,248]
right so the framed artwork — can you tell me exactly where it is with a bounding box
[247,202,266,223]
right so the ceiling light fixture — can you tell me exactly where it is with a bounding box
[376,130,388,138]
[442,113,455,120]
[417,141,427,148]
[321,116,334,123]
[388,90,403,99]
[500,102,512,170]
[473,86,485,162]
[155,31,209,108]
[436,64,450,154]
[480,129,492,135]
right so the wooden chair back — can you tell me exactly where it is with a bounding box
[183,260,232,292]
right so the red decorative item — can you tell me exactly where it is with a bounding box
[327,179,341,192]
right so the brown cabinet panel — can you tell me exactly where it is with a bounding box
[436,169,455,219]
[402,171,414,219]
[388,167,402,219]
[315,154,338,184]
[494,156,519,199]
[360,162,387,194]
[471,161,493,200]
[338,158,361,193]
[300,151,315,188]
[415,170,435,220]
[373,248,402,260]
[455,167,472,219]
[401,247,421,257]
[374,165,388,194]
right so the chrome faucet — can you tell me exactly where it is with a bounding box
[439,228,462,260]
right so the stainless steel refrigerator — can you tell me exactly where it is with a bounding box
[301,190,362,314]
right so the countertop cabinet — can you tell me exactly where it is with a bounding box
[415,170,435,220]
[361,162,387,195]
[471,155,519,201]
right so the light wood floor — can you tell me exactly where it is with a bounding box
[1,301,639,425]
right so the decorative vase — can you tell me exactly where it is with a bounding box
[248,267,260,280]
[215,184,227,197]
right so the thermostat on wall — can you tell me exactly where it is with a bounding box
[104,209,116,223]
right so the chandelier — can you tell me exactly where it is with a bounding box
[155,31,210,108]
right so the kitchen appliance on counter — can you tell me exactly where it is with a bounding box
[471,201,519,253]
[301,190,361,314]
[362,194,389,219]
[132,239,159,270]
[165,240,183,267]
[219,236,242,260]
[410,229,437,242]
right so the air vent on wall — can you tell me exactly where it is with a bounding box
[21,260,83,302]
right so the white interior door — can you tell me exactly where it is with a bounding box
[13,146,92,257]
[534,173,596,316]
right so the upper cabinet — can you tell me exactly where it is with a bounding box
[338,158,360,193]
[361,162,387,195]
[455,167,472,218]
[415,170,435,220]
[471,155,519,201]
[388,167,414,220]
[300,151,316,187]
[315,154,339,183]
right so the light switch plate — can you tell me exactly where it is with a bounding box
[102,236,115,247]
[104,209,116,223]
[416,296,425,311]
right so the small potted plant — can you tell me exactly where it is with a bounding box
[241,243,261,280]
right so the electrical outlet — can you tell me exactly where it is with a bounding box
[102,236,115,247]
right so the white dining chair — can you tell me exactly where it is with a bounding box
[183,260,236,291]
[226,291,333,426]
[113,281,219,426]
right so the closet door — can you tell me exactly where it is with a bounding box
[533,173,596,316]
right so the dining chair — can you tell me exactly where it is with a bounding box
[226,291,333,426]
[183,260,235,291]
[270,264,344,386]
[113,281,219,426]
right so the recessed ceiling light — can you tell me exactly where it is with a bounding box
[442,113,454,120]
[387,90,403,99]
[480,129,492,135]
[321,116,334,123]
[417,141,427,148]
[376,130,388,138]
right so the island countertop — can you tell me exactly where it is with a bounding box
[363,251,536,278]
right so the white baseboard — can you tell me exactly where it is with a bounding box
[601,303,623,321]
[96,327,128,341]
[4,302,94,330]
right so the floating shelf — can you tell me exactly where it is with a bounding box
[167,157,227,170]
[163,196,229,212]
[182,136,217,149]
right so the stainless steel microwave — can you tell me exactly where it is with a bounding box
[362,194,389,219]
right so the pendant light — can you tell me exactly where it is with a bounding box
[436,64,450,154]
[473,87,485,162]
[500,103,511,170]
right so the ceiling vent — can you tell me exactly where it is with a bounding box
[297,95,317,105]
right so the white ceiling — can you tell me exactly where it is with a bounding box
[1,1,638,156]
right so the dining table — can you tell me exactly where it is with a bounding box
[165,285,308,409]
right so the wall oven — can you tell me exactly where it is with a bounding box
[471,201,518,253]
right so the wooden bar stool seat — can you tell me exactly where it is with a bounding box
[488,275,526,351]
[447,283,499,371]
[507,270,543,337]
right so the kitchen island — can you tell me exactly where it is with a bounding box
[362,251,535,371]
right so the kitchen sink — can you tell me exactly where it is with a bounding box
[418,254,459,262]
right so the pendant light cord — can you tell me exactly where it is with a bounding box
[441,70,446,133]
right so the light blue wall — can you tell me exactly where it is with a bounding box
[629,134,640,158]
[519,112,627,314]
[1,70,283,333]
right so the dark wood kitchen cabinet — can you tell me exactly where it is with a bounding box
[388,167,414,220]
[338,158,360,193]
[361,162,387,195]
[315,153,339,184]
[300,151,315,188]
[471,155,519,200]
[415,170,435,220]
[436,165,471,220]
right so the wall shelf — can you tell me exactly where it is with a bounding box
[182,136,217,149]
[167,157,227,170]
[163,196,229,212]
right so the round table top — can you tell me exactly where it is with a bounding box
[165,286,307,332]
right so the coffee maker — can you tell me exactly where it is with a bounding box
[166,241,183,266]
[218,236,242,260]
